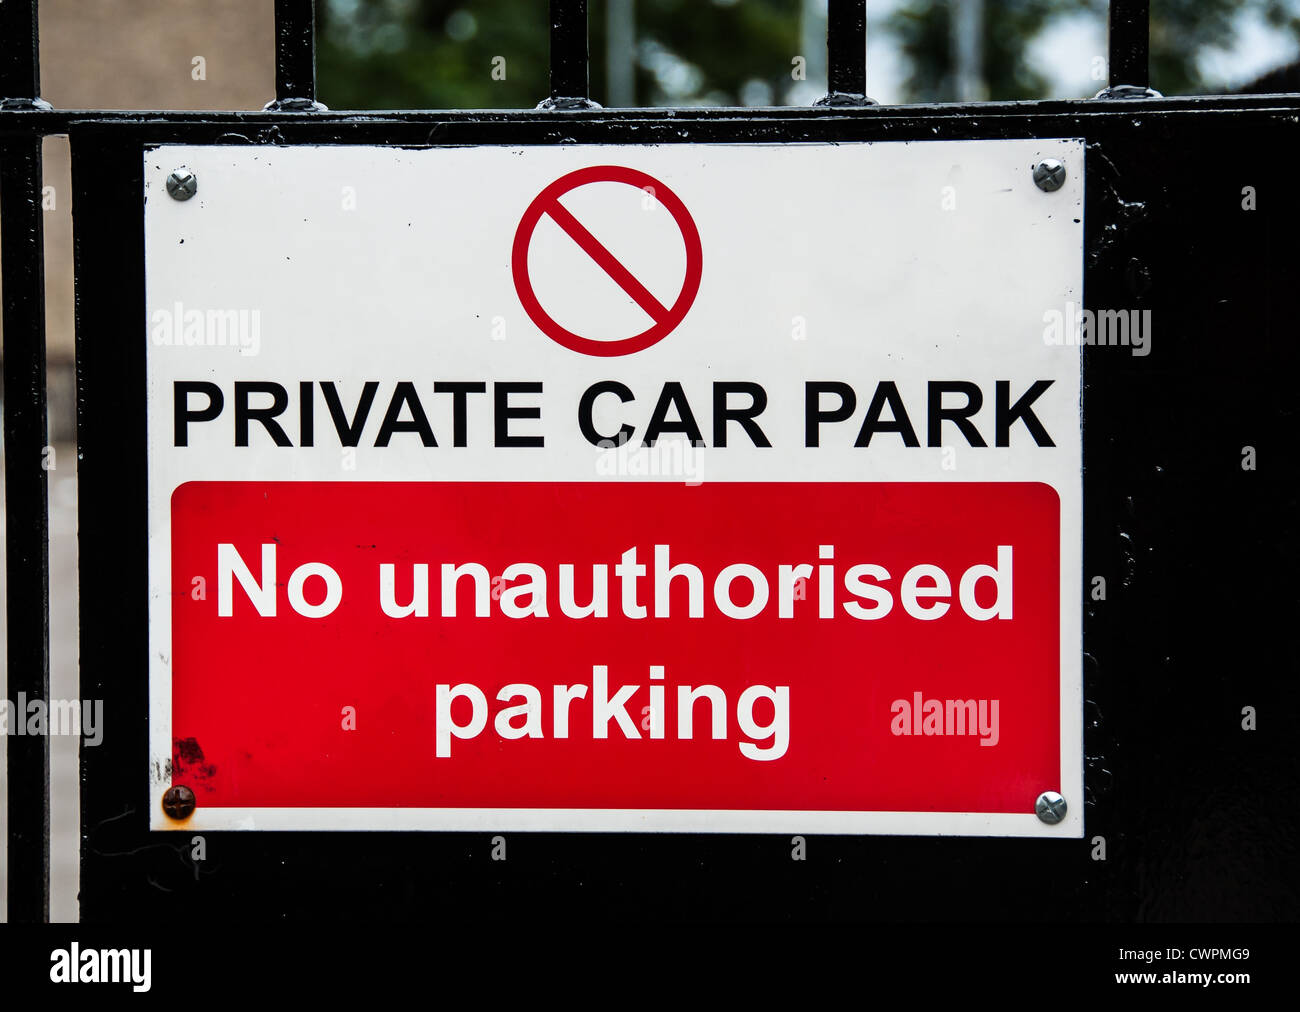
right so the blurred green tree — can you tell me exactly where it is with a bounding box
[889,0,1300,102]
[317,0,804,109]
[316,0,1300,109]
[317,1,550,109]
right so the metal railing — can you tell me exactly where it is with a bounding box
[0,0,1243,924]
[1,0,53,929]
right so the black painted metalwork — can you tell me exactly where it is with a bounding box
[270,0,325,111]
[62,98,1300,925]
[1100,0,1159,99]
[818,0,873,107]
[3,0,1299,924]
[0,0,41,107]
[543,0,598,109]
[1,0,51,926]
[1,138,52,928]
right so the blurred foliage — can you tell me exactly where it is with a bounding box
[610,0,797,106]
[889,0,1073,100]
[317,0,1300,109]
[317,1,549,109]
[890,0,1300,101]
[317,0,803,109]
[1148,0,1300,94]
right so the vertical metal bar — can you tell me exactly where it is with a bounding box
[817,0,874,106]
[70,126,149,925]
[270,0,326,110]
[544,0,598,109]
[1109,0,1148,89]
[1,140,53,925]
[1099,0,1159,98]
[0,0,41,103]
[1,0,52,925]
[826,0,865,96]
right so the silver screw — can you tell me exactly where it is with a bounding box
[1035,790,1068,824]
[1033,158,1066,193]
[166,167,198,201]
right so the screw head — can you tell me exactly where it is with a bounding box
[162,785,196,820]
[1032,158,1067,193]
[165,167,198,201]
[1035,790,1068,824]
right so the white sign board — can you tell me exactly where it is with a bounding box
[145,140,1083,835]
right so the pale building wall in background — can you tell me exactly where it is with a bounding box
[2,0,272,923]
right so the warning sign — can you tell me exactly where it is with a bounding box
[145,140,1084,835]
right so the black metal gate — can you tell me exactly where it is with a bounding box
[3,0,1297,933]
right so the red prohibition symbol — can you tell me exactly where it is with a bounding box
[511,165,703,357]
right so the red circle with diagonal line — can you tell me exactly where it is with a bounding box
[512,165,703,357]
